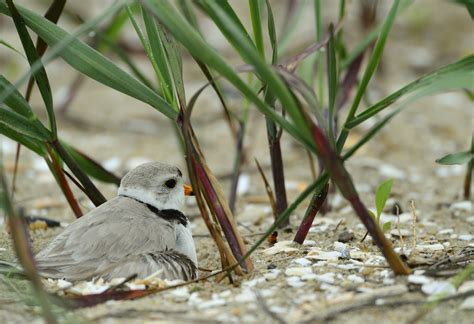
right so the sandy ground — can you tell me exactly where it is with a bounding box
[0,0,473,323]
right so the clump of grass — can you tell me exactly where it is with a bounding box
[0,0,473,289]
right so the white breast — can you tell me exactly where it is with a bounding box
[175,224,198,266]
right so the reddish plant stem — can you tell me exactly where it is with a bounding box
[46,146,82,218]
[267,126,289,228]
[310,122,410,274]
[192,159,247,269]
[465,159,472,199]
[293,182,329,244]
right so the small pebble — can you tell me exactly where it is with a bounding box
[292,258,312,267]
[333,242,350,259]
[337,231,354,243]
[438,228,454,235]
[306,248,341,261]
[458,234,473,241]
[286,276,305,288]
[450,201,472,212]
[416,243,445,252]
[460,296,474,310]
[347,274,365,284]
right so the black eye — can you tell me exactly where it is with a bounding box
[164,179,176,189]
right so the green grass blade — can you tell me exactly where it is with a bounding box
[341,0,413,69]
[0,107,51,141]
[326,25,337,142]
[0,0,177,120]
[0,124,46,156]
[194,0,311,137]
[158,22,186,107]
[314,0,324,107]
[264,0,277,64]
[62,142,121,185]
[0,38,25,58]
[142,8,176,106]
[342,108,401,161]
[6,0,56,136]
[177,0,200,32]
[0,75,35,117]
[436,151,473,165]
[141,0,315,150]
[337,0,401,151]
[249,0,265,58]
[347,55,474,128]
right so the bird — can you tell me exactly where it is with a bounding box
[32,162,198,282]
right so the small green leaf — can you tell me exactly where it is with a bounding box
[436,151,472,165]
[383,221,392,233]
[376,179,393,217]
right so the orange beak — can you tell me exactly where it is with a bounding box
[184,183,194,196]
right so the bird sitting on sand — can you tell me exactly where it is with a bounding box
[33,162,198,282]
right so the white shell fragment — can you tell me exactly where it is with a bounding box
[421,281,456,299]
[306,248,341,261]
[236,173,250,195]
[263,240,299,255]
[416,243,445,252]
[264,269,281,281]
[285,267,313,277]
[408,274,432,285]
[292,258,312,267]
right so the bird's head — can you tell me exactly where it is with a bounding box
[117,162,193,210]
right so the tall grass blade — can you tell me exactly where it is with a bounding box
[6,0,56,136]
[249,0,265,58]
[347,55,474,128]
[338,0,401,151]
[141,0,314,149]
[194,0,310,135]
[0,1,176,120]
[0,154,56,323]
[0,108,51,141]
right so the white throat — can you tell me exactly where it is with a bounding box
[117,187,184,210]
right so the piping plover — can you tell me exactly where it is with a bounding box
[35,162,198,281]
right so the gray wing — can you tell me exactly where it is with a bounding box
[101,251,198,281]
[36,196,178,281]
